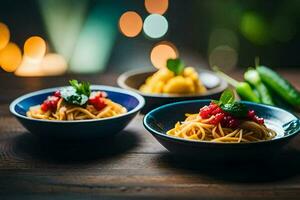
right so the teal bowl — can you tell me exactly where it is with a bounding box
[10,85,145,140]
[144,100,300,161]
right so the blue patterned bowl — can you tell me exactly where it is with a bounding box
[144,100,300,161]
[10,85,145,140]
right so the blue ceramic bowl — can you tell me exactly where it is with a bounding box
[10,85,145,140]
[144,100,300,161]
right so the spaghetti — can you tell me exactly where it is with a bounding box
[167,113,276,143]
[26,80,127,121]
[167,89,276,143]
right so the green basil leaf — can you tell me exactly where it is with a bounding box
[166,58,185,75]
[80,81,91,97]
[69,79,91,97]
[219,89,235,105]
[221,102,248,117]
[69,79,79,90]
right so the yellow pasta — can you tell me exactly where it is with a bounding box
[139,67,206,95]
[26,80,127,121]
[167,114,276,143]
[27,98,127,121]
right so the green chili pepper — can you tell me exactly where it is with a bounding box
[267,85,294,111]
[244,69,274,105]
[256,66,300,107]
[212,66,260,103]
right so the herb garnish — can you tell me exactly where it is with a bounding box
[69,79,91,97]
[215,89,248,117]
[219,89,235,105]
[166,58,185,75]
[60,80,91,106]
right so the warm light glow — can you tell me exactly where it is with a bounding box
[209,45,238,71]
[0,43,22,72]
[0,23,10,50]
[150,41,178,69]
[41,53,67,75]
[0,20,67,76]
[145,0,168,15]
[15,53,68,77]
[24,36,46,60]
[143,14,168,39]
[119,11,143,37]
[14,56,44,77]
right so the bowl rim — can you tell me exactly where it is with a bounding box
[9,85,145,123]
[117,68,228,98]
[143,99,300,145]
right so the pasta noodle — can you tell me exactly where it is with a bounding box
[27,80,128,121]
[27,98,127,121]
[167,113,276,143]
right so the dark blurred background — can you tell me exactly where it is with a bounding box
[0,0,299,76]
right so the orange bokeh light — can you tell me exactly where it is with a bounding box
[24,36,46,60]
[150,41,178,69]
[119,11,143,37]
[14,56,44,77]
[0,23,10,50]
[41,53,67,76]
[145,0,168,15]
[0,42,22,72]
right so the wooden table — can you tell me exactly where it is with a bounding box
[1,70,300,200]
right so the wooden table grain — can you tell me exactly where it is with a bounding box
[0,70,300,200]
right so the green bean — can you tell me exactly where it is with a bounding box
[244,69,274,105]
[266,85,294,111]
[257,66,300,107]
[213,66,260,103]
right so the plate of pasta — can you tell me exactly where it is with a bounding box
[10,80,145,140]
[118,58,227,112]
[143,89,300,161]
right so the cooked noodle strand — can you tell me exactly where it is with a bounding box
[167,113,276,143]
[27,98,127,121]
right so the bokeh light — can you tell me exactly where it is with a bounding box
[145,0,168,15]
[0,42,22,72]
[24,36,46,60]
[70,4,118,73]
[41,53,67,75]
[209,45,238,71]
[119,11,143,37]
[143,14,168,39]
[240,12,270,45]
[208,28,239,53]
[14,56,44,77]
[150,41,178,69]
[0,23,10,50]
[38,0,88,60]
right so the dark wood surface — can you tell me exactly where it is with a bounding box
[1,70,300,200]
